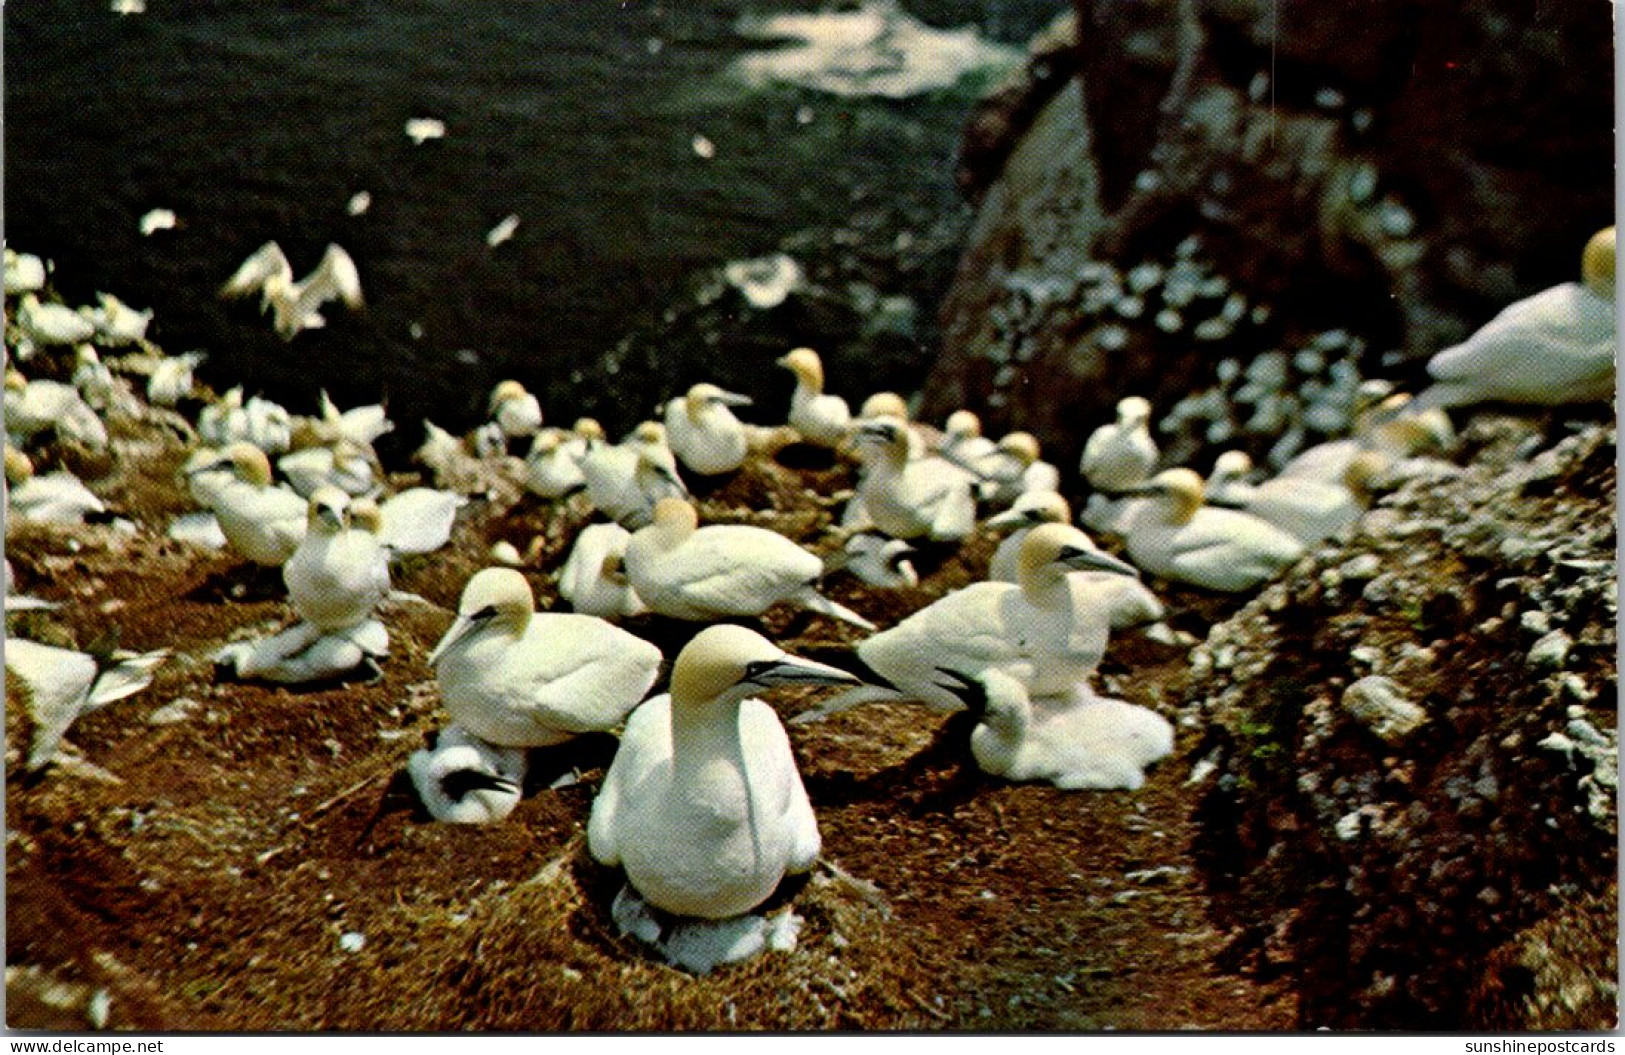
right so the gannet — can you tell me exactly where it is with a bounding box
[1117,468,1305,592]
[15,293,96,346]
[427,568,662,748]
[283,488,391,633]
[4,372,108,451]
[857,391,911,422]
[414,420,491,495]
[588,624,858,922]
[488,380,543,439]
[724,253,804,309]
[220,241,363,340]
[625,498,874,628]
[407,725,526,824]
[664,383,753,476]
[82,291,152,345]
[4,250,47,294]
[1277,392,1452,484]
[71,347,119,412]
[147,351,207,406]
[985,490,1071,582]
[830,532,919,589]
[558,522,646,619]
[938,410,1000,477]
[848,415,976,542]
[1203,450,1257,507]
[982,432,1058,506]
[359,488,467,556]
[1414,226,1616,410]
[1080,396,1158,493]
[6,638,167,770]
[278,438,380,498]
[215,618,388,684]
[942,671,1174,791]
[197,388,248,448]
[524,428,587,498]
[404,117,446,144]
[195,442,308,565]
[5,448,106,525]
[138,208,177,235]
[314,391,394,448]
[486,214,522,249]
[776,348,851,448]
[798,523,1141,720]
[579,422,688,529]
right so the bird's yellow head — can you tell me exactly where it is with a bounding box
[489,379,530,414]
[945,409,983,440]
[427,567,536,665]
[306,486,350,534]
[223,442,275,487]
[776,347,825,391]
[858,391,909,421]
[4,446,34,486]
[1582,226,1615,298]
[997,431,1041,467]
[1138,468,1206,525]
[671,623,856,711]
[1117,396,1152,426]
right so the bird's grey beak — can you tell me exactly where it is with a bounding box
[984,507,1030,530]
[717,390,753,407]
[318,504,346,530]
[426,614,477,667]
[746,655,861,689]
[184,455,229,476]
[1117,480,1166,498]
[1061,544,1140,579]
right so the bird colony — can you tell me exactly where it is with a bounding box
[3,224,1614,977]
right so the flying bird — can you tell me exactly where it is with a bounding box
[221,241,363,340]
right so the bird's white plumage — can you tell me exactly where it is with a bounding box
[776,348,851,448]
[215,619,388,684]
[370,487,466,555]
[524,428,587,498]
[488,381,543,439]
[588,624,853,920]
[1080,396,1158,493]
[221,242,363,340]
[5,250,47,294]
[579,425,688,529]
[1416,229,1615,409]
[958,672,1174,790]
[146,351,206,406]
[283,488,391,633]
[278,440,379,498]
[429,568,661,747]
[800,524,1139,720]
[625,498,873,628]
[407,725,526,825]
[833,532,919,588]
[558,522,646,619]
[849,415,976,542]
[6,639,167,770]
[5,374,108,451]
[1116,469,1305,592]
[664,383,753,476]
[6,450,106,525]
[200,443,309,565]
[16,294,96,346]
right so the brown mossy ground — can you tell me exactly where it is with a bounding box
[6,409,1295,1032]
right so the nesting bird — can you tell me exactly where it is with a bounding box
[488,380,544,441]
[193,442,308,565]
[407,725,527,825]
[427,568,662,748]
[830,532,919,589]
[937,409,1001,478]
[1114,468,1305,592]
[943,672,1175,791]
[798,523,1140,721]
[847,414,976,543]
[220,241,364,341]
[5,371,109,451]
[5,448,106,526]
[1080,396,1158,494]
[776,347,851,449]
[524,428,588,499]
[147,351,207,406]
[283,488,392,633]
[625,497,874,629]
[588,623,856,931]
[1414,226,1616,410]
[579,421,688,529]
[1207,449,1384,545]
[558,522,646,619]
[15,293,96,347]
[664,382,754,476]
